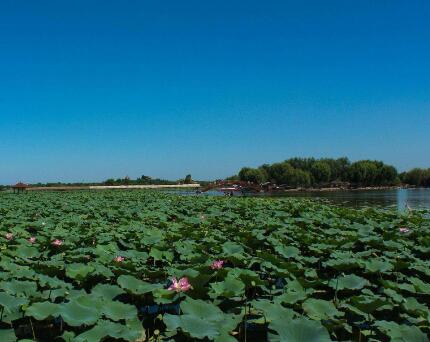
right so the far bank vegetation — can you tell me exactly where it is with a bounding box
[233,157,429,189]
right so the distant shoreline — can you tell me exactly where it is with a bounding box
[8,184,201,192]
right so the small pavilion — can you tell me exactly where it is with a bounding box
[12,182,28,194]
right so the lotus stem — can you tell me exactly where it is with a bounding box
[29,317,36,340]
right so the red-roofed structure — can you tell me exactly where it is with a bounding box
[12,182,28,193]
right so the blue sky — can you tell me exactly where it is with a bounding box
[0,1,429,184]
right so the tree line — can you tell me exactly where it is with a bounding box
[400,168,430,187]
[16,174,196,188]
[234,157,429,188]
[103,174,195,186]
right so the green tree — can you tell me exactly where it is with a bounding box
[320,157,350,181]
[225,174,239,181]
[347,160,392,186]
[347,161,376,186]
[403,168,430,186]
[311,161,331,184]
[104,179,115,186]
[184,174,192,184]
[266,162,294,184]
[238,167,267,184]
[288,169,312,188]
[376,165,398,185]
[286,158,315,172]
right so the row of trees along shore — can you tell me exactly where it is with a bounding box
[234,157,430,188]
[26,175,196,188]
[103,174,194,185]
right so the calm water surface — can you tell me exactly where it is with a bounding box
[175,188,430,210]
[270,188,430,210]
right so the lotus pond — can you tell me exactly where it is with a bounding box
[0,191,429,341]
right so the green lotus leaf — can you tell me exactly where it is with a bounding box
[374,320,428,342]
[10,268,36,279]
[42,288,68,301]
[408,277,430,294]
[149,248,173,262]
[401,297,429,316]
[180,315,220,339]
[0,329,17,342]
[101,300,138,321]
[90,263,115,278]
[65,263,95,281]
[0,280,38,297]
[124,317,146,341]
[36,275,70,289]
[397,282,416,293]
[213,313,243,342]
[383,288,404,303]
[117,275,161,295]
[363,259,393,273]
[25,301,59,320]
[166,267,200,279]
[152,288,176,304]
[210,275,245,298]
[0,292,28,313]
[58,299,100,326]
[269,317,332,341]
[75,320,136,342]
[349,295,390,314]
[91,284,124,300]
[302,299,343,320]
[275,245,300,259]
[275,291,307,305]
[339,303,371,318]
[13,246,40,259]
[222,241,244,255]
[228,268,263,286]
[59,331,75,342]
[163,313,181,331]
[323,252,361,271]
[252,300,295,322]
[181,297,224,321]
[141,229,164,245]
[332,274,369,291]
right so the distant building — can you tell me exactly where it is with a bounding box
[12,182,28,193]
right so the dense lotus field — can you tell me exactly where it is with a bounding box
[0,191,429,342]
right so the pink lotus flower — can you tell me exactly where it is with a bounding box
[211,260,225,270]
[52,239,63,246]
[168,277,191,293]
[28,236,36,244]
[114,256,124,263]
[5,233,13,241]
[399,227,410,233]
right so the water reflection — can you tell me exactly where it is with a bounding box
[169,188,430,210]
[274,189,430,211]
[269,188,430,210]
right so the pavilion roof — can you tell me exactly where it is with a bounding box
[12,182,28,188]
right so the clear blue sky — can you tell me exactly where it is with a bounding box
[1,1,429,184]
